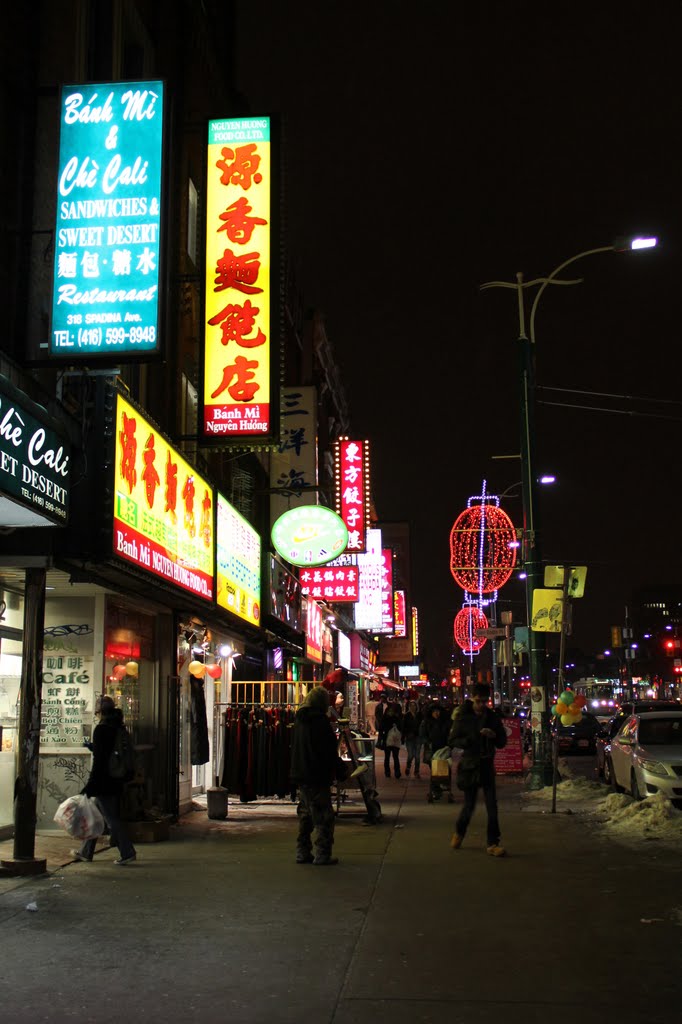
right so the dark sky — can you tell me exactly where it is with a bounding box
[232,2,682,672]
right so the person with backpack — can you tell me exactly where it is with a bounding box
[73,695,137,865]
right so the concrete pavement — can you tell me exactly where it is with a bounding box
[1,764,680,1024]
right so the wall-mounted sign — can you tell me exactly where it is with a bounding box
[216,492,261,626]
[112,392,214,600]
[203,116,278,443]
[0,375,70,527]
[411,606,419,657]
[299,564,358,602]
[304,597,322,664]
[354,528,383,631]
[393,589,406,637]
[334,438,370,553]
[380,548,394,633]
[269,386,318,530]
[337,631,351,670]
[268,555,302,631]
[50,81,164,360]
[271,505,348,567]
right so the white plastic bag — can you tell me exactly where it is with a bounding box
[54,794,105,839]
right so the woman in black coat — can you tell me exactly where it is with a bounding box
[377,701,403,778]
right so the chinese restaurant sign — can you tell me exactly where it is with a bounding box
[0,375,70,527]
[305,597,323,664]
[204,117,275,441]
[112,392,214,600]
[334,438,370,553]
[50,82,164,359]
[299,564,359,602]
[380,549,394,633]
[393,590,407,637]
[216,492,261,626]
[354,528,383,631]
[271,506,348,567]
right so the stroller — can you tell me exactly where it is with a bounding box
[426,746,456,804]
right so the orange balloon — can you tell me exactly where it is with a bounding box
[556,701,568,715]
[112,665,126,680]
[188,660,206,678]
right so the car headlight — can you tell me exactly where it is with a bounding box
[637,758,669,777]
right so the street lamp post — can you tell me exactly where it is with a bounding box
[481,236,657,789]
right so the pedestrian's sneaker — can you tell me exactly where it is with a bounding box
[486,844,506,857]
[312,855,339,866]
[70,849,92,862]
[113,853,137,865]
[450,833,463,850]
[296,852,314,864]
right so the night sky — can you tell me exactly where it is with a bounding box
[232,2,682,672]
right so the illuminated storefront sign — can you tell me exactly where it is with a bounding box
[354,528,383,631]
[334,438,370,553]
[337,631,351,670]
[393,589,406,637]
[271,506,348,567]
[203,116,276,441]
[50,81,164,359]
[216,492,261,626]
[380,548,394,633]
[305,597,323,663]
[112,392,214,600]
[412,606,419,656]
[299,563,359,602]
[0,376,70,527]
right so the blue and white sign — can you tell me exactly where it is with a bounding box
[50,81,165,359]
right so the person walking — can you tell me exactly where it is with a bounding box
[447,682,508,857]
[290,686,342,866]
[378,700,403,778]
[402,700,423,777]
[420,704,451,800]
[73,695,137,865]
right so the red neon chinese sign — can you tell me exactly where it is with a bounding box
[334,437,371,553]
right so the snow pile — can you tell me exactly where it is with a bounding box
[520,762,682,848]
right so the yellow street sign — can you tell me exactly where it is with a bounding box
[543,565,587,598]
[531,589,564,632]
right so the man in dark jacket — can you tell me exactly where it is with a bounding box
[74,695,137,865]
[447,683,508,856]
[290,686,341,866]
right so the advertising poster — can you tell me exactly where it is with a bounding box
[216,492,261,626]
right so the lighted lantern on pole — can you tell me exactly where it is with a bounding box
[453,605,489,656]
[450,484,517,599]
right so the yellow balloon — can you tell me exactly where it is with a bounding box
[556,702,568,715]
[125,661,139,678]
[560,713,574,726]
[189,660,206,678]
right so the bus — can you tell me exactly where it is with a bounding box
[573,678,622,714]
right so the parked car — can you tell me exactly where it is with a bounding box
[607,711,682,806]
[552,710,602,754]
[596,701,681,779]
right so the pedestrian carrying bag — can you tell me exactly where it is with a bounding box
[386,724,402,748]
[54,794,105,839]
[109,724,135,780]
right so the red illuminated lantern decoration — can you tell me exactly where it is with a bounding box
[453,606,489,655]
[449,500,517,595]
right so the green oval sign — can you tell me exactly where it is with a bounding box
[271,506,348,567]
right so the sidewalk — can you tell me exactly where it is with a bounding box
[1,764,680,1024]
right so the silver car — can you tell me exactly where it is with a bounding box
[608,711,682,805]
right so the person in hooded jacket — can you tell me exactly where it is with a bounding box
[447,682,508,856]
[73,695,137,865]
[290,686,342,866]
[420,704,451,800]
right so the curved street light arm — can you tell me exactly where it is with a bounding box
[528,244,614,344]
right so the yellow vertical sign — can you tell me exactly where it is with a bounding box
[204,117,271,440]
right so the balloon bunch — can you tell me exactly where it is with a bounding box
[551,689,586,726]
[188,661,222,679]
[111,661,138,681]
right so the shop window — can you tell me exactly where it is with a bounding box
[104,600,155,735]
